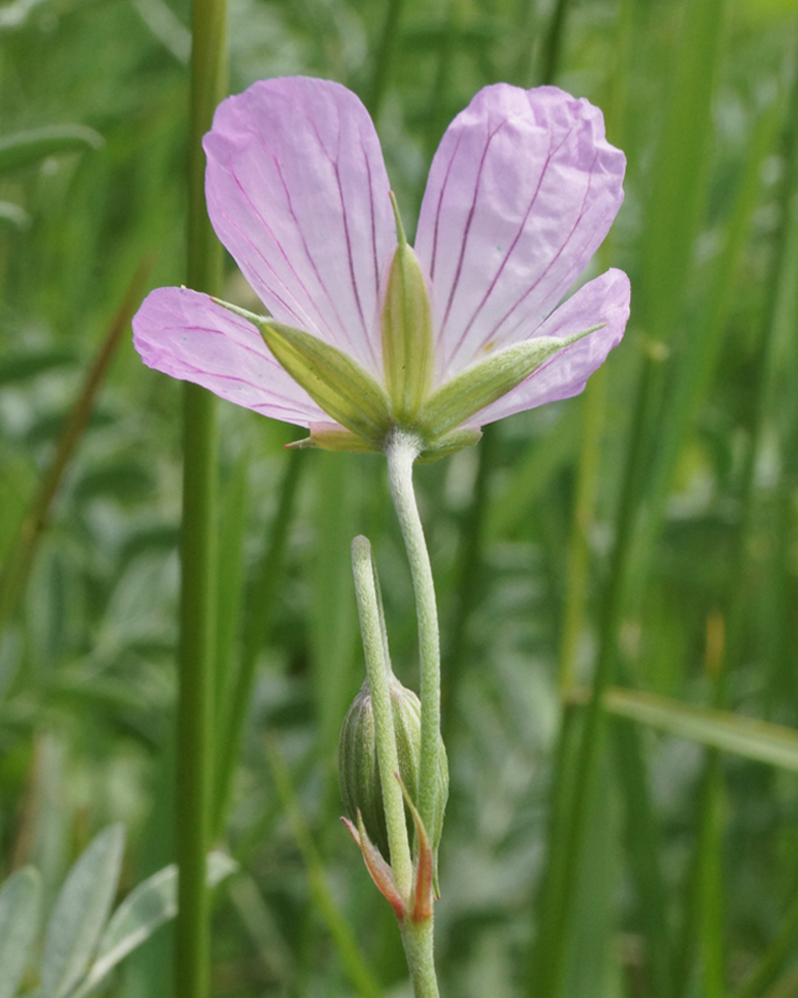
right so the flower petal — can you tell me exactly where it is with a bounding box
[132,286,329,426]
[203,77,396,380]
[414,84,626,382]
[469,268,630,425]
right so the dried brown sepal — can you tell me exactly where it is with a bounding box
[395,773,435,921]
[341,813,407,921]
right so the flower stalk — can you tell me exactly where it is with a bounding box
[384,432,442,860]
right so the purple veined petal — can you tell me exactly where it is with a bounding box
[415,84,626,383]
[204,77,397,381]
[132,286,330,426]
[467,267,630,426]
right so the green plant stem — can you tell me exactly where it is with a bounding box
[365,0,406,120]
[536,0,570,86]
[441,422,494,733]
[558,369,605,693]
[176,0,227,993]
[351,535,414,900]
[400,917,440,998]
[384,432,441,845]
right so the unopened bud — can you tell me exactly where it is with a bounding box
[339,677,448,864]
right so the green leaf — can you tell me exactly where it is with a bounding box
[0,126,103,175]
[40,824,125,998]
[603,688,798,772]
[417,326,602,441]
[70,852,236,998]
[0,866,41,998]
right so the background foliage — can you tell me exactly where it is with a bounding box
[2,0,798,995]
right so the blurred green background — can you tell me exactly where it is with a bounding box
[2,0,798,995]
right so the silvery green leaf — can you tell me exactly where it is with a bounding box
[0,866,41,998]
[40,824,125,998]
[70,852,236,998]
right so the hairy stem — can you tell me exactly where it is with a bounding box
[401,917,441,998]
[384,432,441,841]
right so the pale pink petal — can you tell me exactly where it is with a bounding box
[468,268,630,426]
[415,84,625,383]
[204,77,396,380]
[132,286,329,426]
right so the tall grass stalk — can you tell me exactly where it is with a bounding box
[175,0,227,993]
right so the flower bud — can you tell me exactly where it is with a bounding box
[339,677,448,864]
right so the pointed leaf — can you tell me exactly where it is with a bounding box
[0,126,103,175]
[41,825,125,998]
[604,688,798,772]
[0,867,41,998]
[70,852,236,998]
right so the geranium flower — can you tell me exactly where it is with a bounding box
[133,76,629,460]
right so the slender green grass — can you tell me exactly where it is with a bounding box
[175,0,227,993]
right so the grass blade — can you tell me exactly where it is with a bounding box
[0,125,103,174]
[603,688,798,772]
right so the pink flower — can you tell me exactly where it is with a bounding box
[133,76,629,458]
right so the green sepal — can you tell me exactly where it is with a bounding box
[417,325,604,441]
[287,425,383,454]
[213,299,391,446]
[381,194,434,421]
[417,427,482,463]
